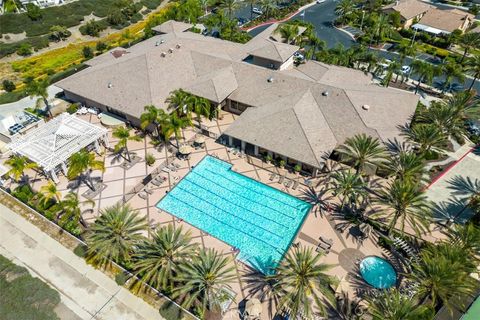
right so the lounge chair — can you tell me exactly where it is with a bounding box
[152,179,163,186]
[144,188,153,195]
[284,179,293,188]
[173,162,181,169]
[316,243,329,254]
[319,236,333,247]
[138,192,148,200]
[162,167,171,173]
[292,181,299,190]
[269,173,277,181]
[278,176,285,184]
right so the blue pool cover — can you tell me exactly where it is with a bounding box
[156,156,311,273]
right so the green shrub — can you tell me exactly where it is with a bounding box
[130,12,143,23]
[12,185,35,204]
[26,3,42,21]
[0,90,28,104]
[48,63,87,84]
[73,244,88,258]
[96,41,107,52]
[66,103,80,114]
[146,153,156,166]
[294,163,302,172]
[159,301,187,320]
[2,80,16,92]
[16,43,33,56]
[82,45,94,59]
[79,19,108,37]
[114,271,130,286]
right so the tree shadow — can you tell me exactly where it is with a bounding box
[431,198,469,224]
[446,175,480,197]
[384,138,414,154]
[298,186,334,218]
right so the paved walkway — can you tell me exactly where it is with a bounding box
[0,203,164,320]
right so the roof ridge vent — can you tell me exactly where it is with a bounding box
[322,91,329,96]
[108,82,113,88]
[155,41,160,46]
[176,43,181,49]
[160,39,165,44]
[267,76,274,83]
[362,104,370,110]
[161,52,166,57]
[168,48,173,53]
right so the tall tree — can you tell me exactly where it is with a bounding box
[459,32,480,63]
[174,248,236,317]
[26,79,52,117]
[59,192,94,228]
[386,151,426,183]
[246,0,256,19]
[410,243,477,311]
[273,246,334,318]
[161,113,192,148]
[465,54,480,91]
[374,179,430,235]
[219,0,239,18]
[166,89,189,115]
[132,225,198,292]
[86,204,148,268]
[38,180,62,206]
[140,105,168,137]
[336,134,386,175]
[402,124,448,155]
[334,0,354,25]
[366,288,433,320]
[67,149,105,191]
[277,24,300,44]
[260,0,277,19]
[331,171,367,210]
[5,154,38,184]
[411,60,441,94]
[382,60,401,87]
[112,126,142,162]
[441,61,465,93]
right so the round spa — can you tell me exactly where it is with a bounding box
[359,256,397,289]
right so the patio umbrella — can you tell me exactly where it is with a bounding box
[178,145,194,155]
[194,135,205,144]
[245,298,262,319]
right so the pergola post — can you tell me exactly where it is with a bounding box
[94,140,101,153]
[50,170,59,183]
[103,134,110,148]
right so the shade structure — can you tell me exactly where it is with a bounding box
[194,135,205,144]
[245,298,262,318]
[178,145,194,155]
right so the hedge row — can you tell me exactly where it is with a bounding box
[0,35,50,58]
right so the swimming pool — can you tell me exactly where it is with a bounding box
[359,256,397,289]
[156,156,311,274]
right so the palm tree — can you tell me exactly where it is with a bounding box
[246,0,256,19]
[459,32,480,63]
[199,0,209,15]
[336,134,387,175]
[386,151,426,183]
[441,61,465,93]
[331,171,367,210]
[219,0,239,18]
[374,179,430,235]
[67,149,105,191]
[332,291,365,320]
[59,192,94,228]
[166,89,189,115]
[112,126,142,162]
[383,60,401,87]
[371,14,393,45]
[366,288,433,320]
[306,36,326,60]
[273,246,334,318]
[445,223,480,259]
[260,0,277,19]
[132,225,198,292]
[334,0,354,25]
[411,60,441,94]
[174,248,236,317]
[417,101,468,142]
[86,204,148,268]
[140,105,168,137]
[465,54,480,91]
[398,42,417,65]
[4,154,38,184]
[277,24,299,44]
[411,244,477,311]
[188,95,211,128]
[26,79,51,117]
[161,113,192,148]
[402,124,448,155]
[38,180,61,206]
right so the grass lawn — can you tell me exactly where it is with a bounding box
[0,254,61,320]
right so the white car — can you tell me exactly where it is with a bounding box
[316,0,326,3]
[252,7,263,14]
[401,65,411,74]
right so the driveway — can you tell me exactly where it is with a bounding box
[0,203,165,320]
[247,0,355,48]
[425,145,480,224]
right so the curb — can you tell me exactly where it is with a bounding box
[425,145,477,189]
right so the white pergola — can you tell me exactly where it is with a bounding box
[7,113,109,182]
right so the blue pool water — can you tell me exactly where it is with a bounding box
[156,156,311,273]
[359,256,397,289]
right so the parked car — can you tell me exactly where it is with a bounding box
[316,0,326,3]
[466,119,480,136]
[252,7,263,14]
[237,17,248,26]
[293,52,305,60]
[401,65,411,74]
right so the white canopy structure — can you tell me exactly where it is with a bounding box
[412,23,446,35]
[7,113,108,182]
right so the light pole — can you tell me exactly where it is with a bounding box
[360,10,365,31]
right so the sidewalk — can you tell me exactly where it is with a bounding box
[0,203,164,320]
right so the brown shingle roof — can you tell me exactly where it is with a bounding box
[248,41,299,63]
[383,0,432,20]
[418,8,474,33]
